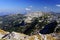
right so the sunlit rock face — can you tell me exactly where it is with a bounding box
[1,31,60,40]
[24,33,60,40]
[0,30,60,40]
[1,31,29,40]
[25,12,43,23]
[11,32,28,40]
[0,29,9,39]
[0,28,59,40]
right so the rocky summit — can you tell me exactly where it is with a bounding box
[0,29,60,40]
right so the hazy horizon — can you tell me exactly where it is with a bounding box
[0,0,60,16]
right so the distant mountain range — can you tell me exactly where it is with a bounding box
[0,11,60,36]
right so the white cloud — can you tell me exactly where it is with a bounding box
[25,8,31,11]
[25,5,32,11]
[56,4,60,7]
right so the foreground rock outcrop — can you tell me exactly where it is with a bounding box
[0,29,60,40]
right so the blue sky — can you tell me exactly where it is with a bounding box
[0,0,60,14]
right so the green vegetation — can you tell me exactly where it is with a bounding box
[0,13,60,35]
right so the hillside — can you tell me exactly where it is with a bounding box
[0,29,59,40]
[0,12,60,40]
[0,12,60,35]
